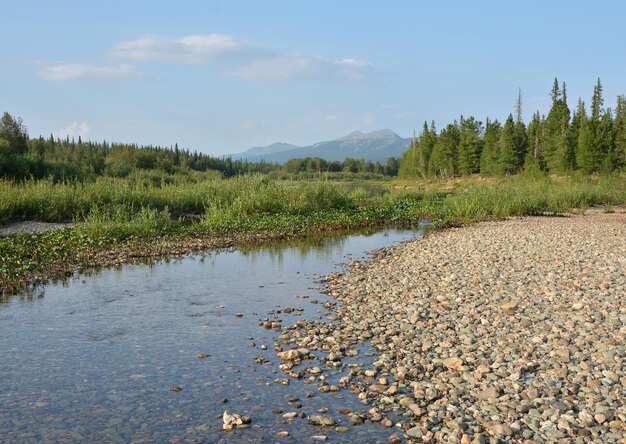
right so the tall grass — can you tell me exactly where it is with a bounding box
[0,176,218,223]
[386,174,626,223]
[1,173,625,229]
[201,176,353,223]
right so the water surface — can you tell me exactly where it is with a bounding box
[0,228,421,443]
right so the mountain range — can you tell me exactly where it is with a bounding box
[233,129,411,163]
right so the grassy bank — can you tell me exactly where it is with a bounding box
[1,173,625,295]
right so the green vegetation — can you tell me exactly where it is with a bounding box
[1,77,626,296]
[0,112,398,182]
[2,173,625,295]
[399,78,626,178]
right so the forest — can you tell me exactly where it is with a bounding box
[0,113,398,182]
[399,78,626,178]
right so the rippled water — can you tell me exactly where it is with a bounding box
[0,228,421,443]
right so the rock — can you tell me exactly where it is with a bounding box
[223,411,249,430]
[490,423,513,437]
[406,426,422,438]
[501,301,518,310]
[476,386,499,400]
[388,434,402,444]
[308,415,336,427]
[277,349,301,362]
[443,356,464,371]
[349,413,364,425]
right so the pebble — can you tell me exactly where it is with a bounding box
[273,212,626,442]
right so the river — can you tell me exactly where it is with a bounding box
[0,228,422,443]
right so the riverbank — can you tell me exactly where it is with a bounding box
[277,210,626,442]
[2,174,625,296]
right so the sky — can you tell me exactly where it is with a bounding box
[2,0,625,155]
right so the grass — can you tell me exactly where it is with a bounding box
[1,173,625,295]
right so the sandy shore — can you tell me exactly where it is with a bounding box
[278,211,626,443]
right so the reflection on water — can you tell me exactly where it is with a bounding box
[0,228,421,443]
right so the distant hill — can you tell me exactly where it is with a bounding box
[239,142,299,159]
[233,129,411,163]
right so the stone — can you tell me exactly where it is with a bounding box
[477,386,499,401]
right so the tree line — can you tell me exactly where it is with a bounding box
[0,116,281,181]
[282,156,399,176]
[0,113,399,181]
[399,79,626,178]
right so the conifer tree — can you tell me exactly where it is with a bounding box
[457,116,483,175]
[613,95,626,169]
[479,118,502,175]
[525,112,545,171]
[398,128,420,178]
[542,78,571,171]
[577,79,610,172]
[428,123,460,177]
[499,114,519,174]
[600,110,615,172]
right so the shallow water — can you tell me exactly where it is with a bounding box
[0,228,421,443]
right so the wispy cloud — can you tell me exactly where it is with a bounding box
[110,34,264,64]
[111,34,377,82]
[38,62,145,81]
[53,121,91,139]
[230,55,376,82]
[37,34,378,83]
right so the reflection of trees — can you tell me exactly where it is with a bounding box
[236,227,404,266]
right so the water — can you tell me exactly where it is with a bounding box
[0,228,421,443]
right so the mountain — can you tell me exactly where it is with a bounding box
[239,142,299,158]
[233,129,411,163]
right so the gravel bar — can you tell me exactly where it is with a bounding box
[278,212,626,443]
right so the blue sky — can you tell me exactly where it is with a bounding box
[2,0,625,155]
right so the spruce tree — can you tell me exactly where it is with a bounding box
[479,118,502,176]
[542,78,571,172]
[577,79,610,173]
[428,123,460,177]
[398,131,420,178]
[419,121,437,177]
[499,114,519,174]
[613,95,626,170]
[457,116,483,175]
[524,112,545,172]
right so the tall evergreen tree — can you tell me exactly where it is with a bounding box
[613,95,626,169]
[398,128,420,178]
[428,122,460,177]
[542,78,571,171]
[600,109,616,172]
[577,79,611,172]
[525,111,545,171]
[499,115,520,174]
[457,116,483,175]
[479,118,502,176]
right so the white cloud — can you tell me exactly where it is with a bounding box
[111,34,377,82]
[110,34,261,64]
[37,34,378,83]
[229,54,377,82]
[39,62,144,81]
[53,121,91,139]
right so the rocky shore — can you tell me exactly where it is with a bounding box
[276,211,626,443]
